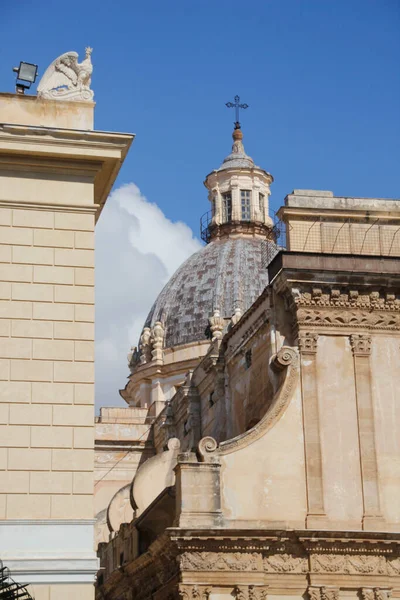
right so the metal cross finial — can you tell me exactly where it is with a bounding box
[225,95,249,129]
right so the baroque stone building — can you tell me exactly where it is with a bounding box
[95,125,400,597]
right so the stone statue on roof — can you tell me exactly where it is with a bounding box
[37,47,94,102]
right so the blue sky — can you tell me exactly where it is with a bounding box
[1,1,400,407]
[2,0,399,231]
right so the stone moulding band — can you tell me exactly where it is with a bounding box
[198,346,299,457]
[0,199,99,214]
[0,520,99,584]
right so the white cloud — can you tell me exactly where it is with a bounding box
[95,183,202,410]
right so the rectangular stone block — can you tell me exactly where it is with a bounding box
[75,268,94,286]
[0,319,10,337]
[12,282,53,302]
[33,265,74,285]
[32,382,73,404]
[55,248,94,268]
[34,229,74,248]
[9,403,52,425]
[49,585,94,600]
[74,304,94,322]
[73,427,94,449]
[54,321,94,341]
[54,285,94,305]
[31,425,73,448]
[74,383,94,405]
[33,302,74,321]
[0,495,5,518]
[73,471,94,494]
[0,282,11,299]
[30,586,49,600]
[30,471,73,494]
[0,264,32,283]
[7,493,51,518]
[13,209,54,229]
[53,361,94,383]
[0,300,32,319]
[8,448,51,471]
[50,494,93,519]
[74,341,94,362]
[0,208,11,226]
[0,381,31,403]
[52,449,94,471]
[0,404,8,424]
[0,337,31,359]
[12,245,53,266]
[0,425,30,447]
[33,339,74,361]
[54,212,94,231]
[0,225,33,245]
[0,471,29,493]
[0,359,10,381]
[53,404,94,426]
[75,231,94,250]
[12,319,53,339]
[0,448,7,469]
[10,359,53,382]
[0,245,11,262]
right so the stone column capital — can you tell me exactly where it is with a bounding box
[298,331,319,354]
[350,333,372,356]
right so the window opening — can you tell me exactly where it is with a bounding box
[241,190,251,220]
[259,193,265,220]
[245,349,252,369]
[222,192,232,222]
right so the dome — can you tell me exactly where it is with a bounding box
[217,127,257,172]
[143,236,272,349]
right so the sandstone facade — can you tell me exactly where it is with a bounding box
[96,174,400,596]
[0,91,132,599]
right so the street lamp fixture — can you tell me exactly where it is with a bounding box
[12,61,38,95]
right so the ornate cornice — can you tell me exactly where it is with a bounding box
[97,529,400,600]
[294,288,400,311]
[286,287,400,331]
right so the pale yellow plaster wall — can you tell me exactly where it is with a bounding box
[0,205,95,520]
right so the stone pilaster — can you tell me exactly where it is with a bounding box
[350,334,384,529]
[298,331,326,527]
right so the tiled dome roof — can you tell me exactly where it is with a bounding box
[143,236,272,349]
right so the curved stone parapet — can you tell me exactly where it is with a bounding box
[196,346,299,457]
[130,437,181,516]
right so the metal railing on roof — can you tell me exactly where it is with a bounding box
[200,209,286,245]
[0,561,33,599]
